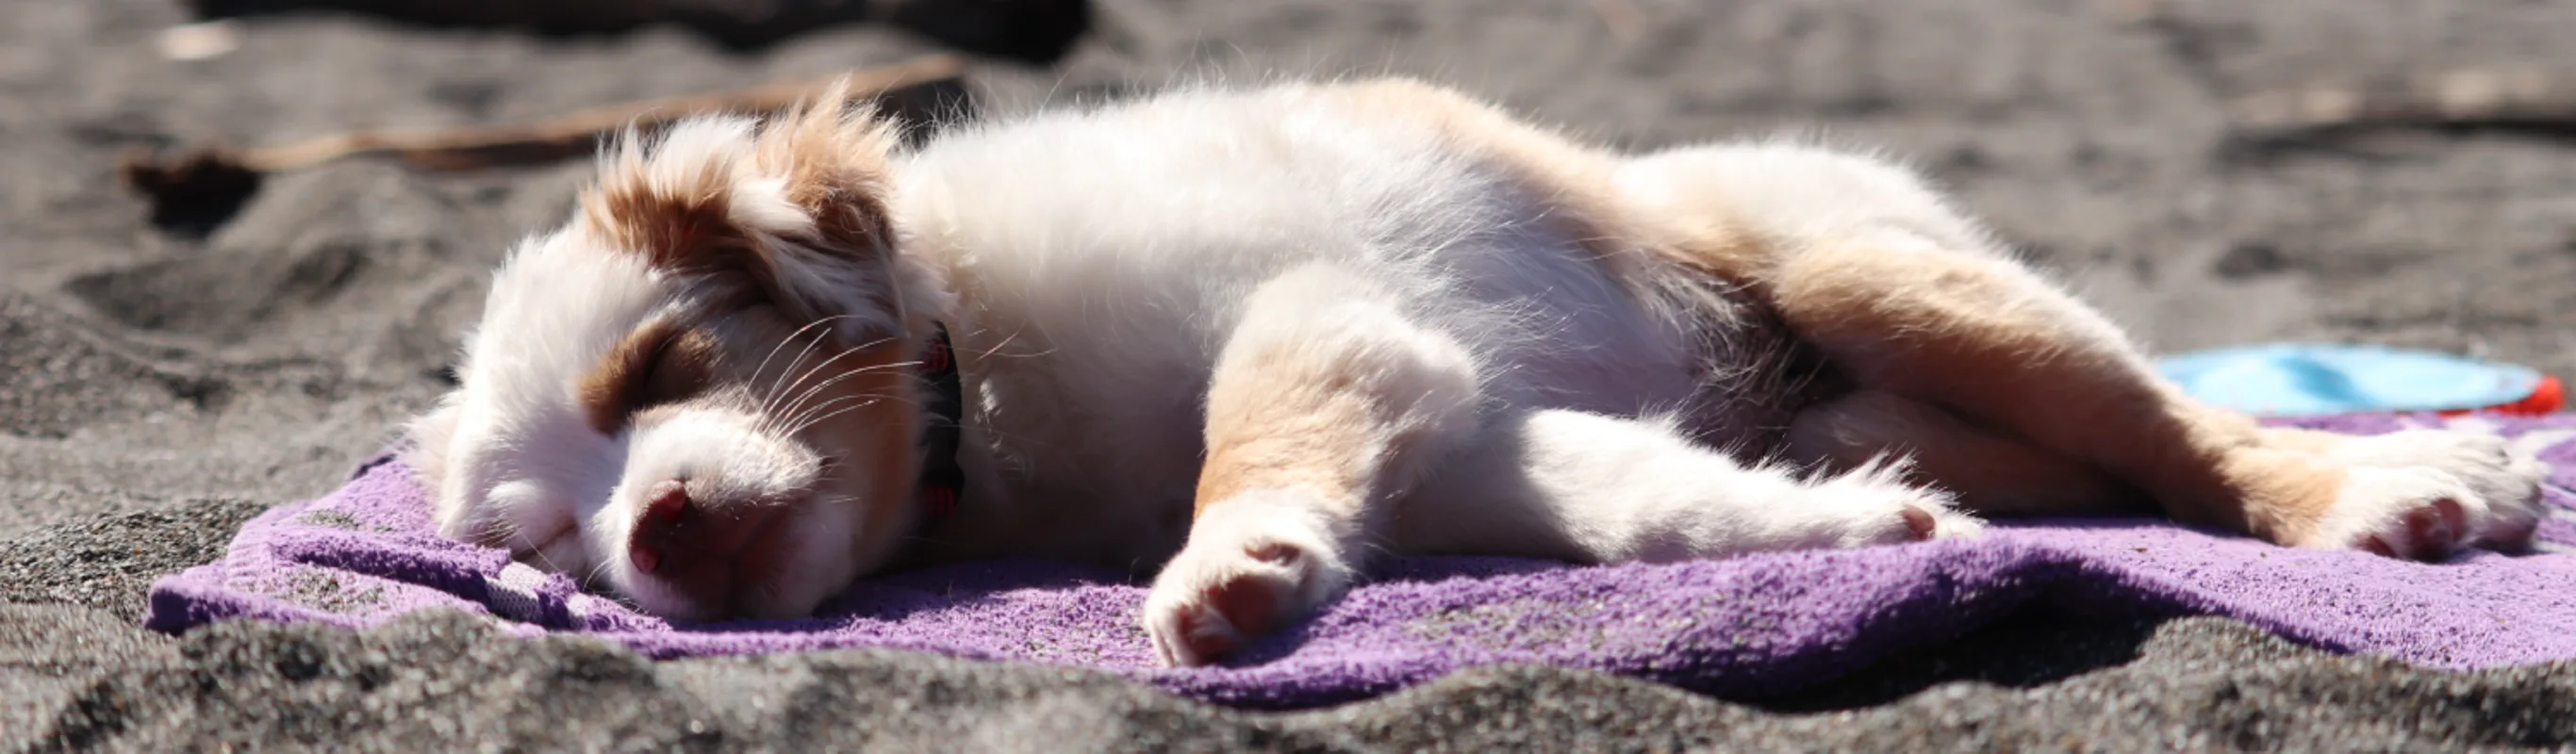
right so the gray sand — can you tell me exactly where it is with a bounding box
[7,0,2576,749]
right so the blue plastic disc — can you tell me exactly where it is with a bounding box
[2154,343,2542,418]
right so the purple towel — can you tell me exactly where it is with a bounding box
[146,413,2576,708]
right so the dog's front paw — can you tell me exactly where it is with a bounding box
[2306,430,2548,558]
[1806,456,1986,548]
[1141,491,1353,667]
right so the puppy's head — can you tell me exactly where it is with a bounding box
[408,89,941,622]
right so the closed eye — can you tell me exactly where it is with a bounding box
[578,319,718,434]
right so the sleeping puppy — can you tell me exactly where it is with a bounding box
[407,77,2548,666]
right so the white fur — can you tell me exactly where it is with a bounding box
[884,89,2005,660]
[1615,141,1999,254]
[898,87,1715,564]
[418,122,907,615]
[426,228,663,563]
[617,408,823,516]
[2302,430,2548,555]
[418,78,2543,664]
[426,83,1996,634]
[1142,489,1349,667]
[1403,410,1977,564]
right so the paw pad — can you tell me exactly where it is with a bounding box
[1899,506,1938,541]
[2366,497,2464,561]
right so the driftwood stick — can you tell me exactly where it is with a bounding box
[121,54,965,208]
[2231,67,2576,138]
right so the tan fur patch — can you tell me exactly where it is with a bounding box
[1310,78,2367,545]
[751,80,902,258]
[578,318,723,434]
[577,145,748,271]
[1195,382,1378,515]
[790,337,925,556]
[1769,240,2351,541]
[1787,389,2144,516]
[574,80,905,324]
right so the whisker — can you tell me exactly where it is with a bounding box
[758,340,867,436]
[524,532,569,577]
[763,336,852,419]
[766,337,899,428]
[763,330,894,421]
[774,385,920,439]
[768,356,915,429]
[779,392,879,432]
[773,359,923,429]
[783,371,926,426]
[780,391,920,438]
[582,557,618,593]
[752,314,865,405]
[974,324,1057,361]
[784,398,887,438]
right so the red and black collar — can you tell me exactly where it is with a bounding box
[916,324,965,527]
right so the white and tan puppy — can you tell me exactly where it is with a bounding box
[407,78,2547,666]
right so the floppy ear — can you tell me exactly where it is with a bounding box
[577,81,909,342]
[751,80,902,267]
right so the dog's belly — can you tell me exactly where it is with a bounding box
[926,253,1806,572]
[900,88,1809,571]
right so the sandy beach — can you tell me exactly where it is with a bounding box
[7,0,2575,748]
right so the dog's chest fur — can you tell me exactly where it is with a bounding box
[888,88,1808,571]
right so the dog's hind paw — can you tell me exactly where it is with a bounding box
[2304,430,2547,558]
